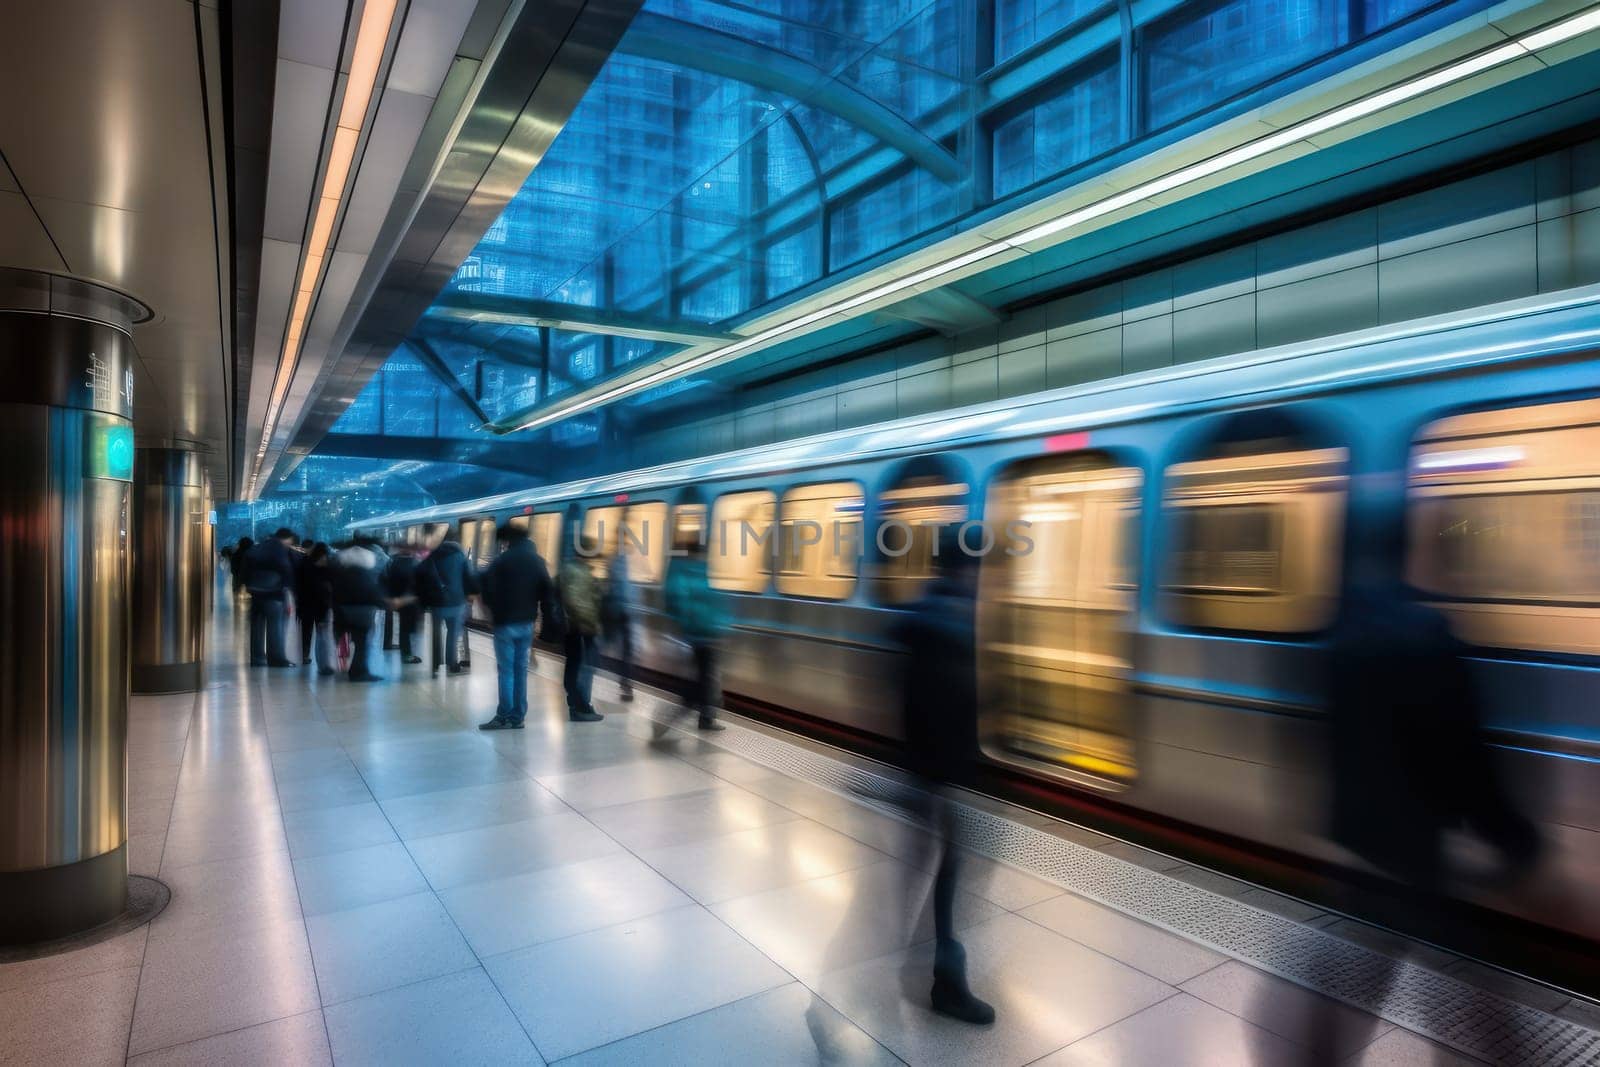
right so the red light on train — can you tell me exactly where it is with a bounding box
[1045,431,1090,452]
[523,506,533,514]
[614,493,629,504]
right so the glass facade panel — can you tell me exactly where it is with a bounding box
[993,62,1120,197]
[1146,0,1349,130]
[996,0,1104,62]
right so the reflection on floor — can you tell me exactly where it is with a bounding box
[0,595,1509,1065]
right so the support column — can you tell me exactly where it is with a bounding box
[0,268,145,945]
[132,446,211,694]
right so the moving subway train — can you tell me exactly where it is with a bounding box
[358,288,1600,946]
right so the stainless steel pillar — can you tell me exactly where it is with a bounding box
[132,447,211,694]
[0,269,145,944]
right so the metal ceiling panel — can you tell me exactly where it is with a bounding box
[278,0,346,71]
[390,0,481,97]
[335,91,436,253]
[0,193,65,270]
[262,60,336,245]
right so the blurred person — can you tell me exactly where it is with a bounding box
[810,531,994,1050]
[478,523,558,729]
[416,529,475,676]
[297,542,337,677]
[659,534,730,733]
[387,547,424,664]
[229,535,253,598]
[603,550,636,702]
[1277,520,1542,1064]
[330,544,391,682]
[557,536,604,722]
[242,528,298,667]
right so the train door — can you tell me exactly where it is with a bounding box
[979,454,1143,788]
[530,512,562,571]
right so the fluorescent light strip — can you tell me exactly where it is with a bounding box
[249,0,398,497]
[509,4,1599,435]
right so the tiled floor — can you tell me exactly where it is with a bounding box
[0,597,1506,1064]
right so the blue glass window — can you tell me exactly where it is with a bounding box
[1145,0,1349,130]
[479,363,540,421]
[332,376,381,434]
[830,168,956,269]
[992,62,1120,198]
[995,0,1103,63]
[379,359,438,437]
[1364,0,1441,29]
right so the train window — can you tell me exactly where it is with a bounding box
[1409,397,1600,655]
[419,522,449,551]
[581,505,623,559]
[709,490,776,593]
[530,512,562,571]
[672,503,706,551]
[622,501,669,584]
[1162,446,1347,634]
[872,477,969,605]
[776,482,862,600]
[979,455,1143,789]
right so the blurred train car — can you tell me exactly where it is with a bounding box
[356,288,1600,945]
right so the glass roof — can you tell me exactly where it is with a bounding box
[270,0,1492,510]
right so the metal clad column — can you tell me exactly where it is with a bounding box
[0,268,144,945]
[132,447,209,693]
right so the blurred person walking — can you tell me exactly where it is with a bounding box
[603,550,636,703]
[243,528,298,667]
[297,542,337,677]
[330,544,391,682]
[659,535,730,733]
[478,523,558,729]
[229,536,252,599]
[811,531,994,1047]
[387,547,425,664]
[416,529,475,676]
[557,536,604,723]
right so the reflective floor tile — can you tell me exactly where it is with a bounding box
[292,840,431,916]
[1020,892,1229,985]
[1180,961,1392,1057]
[274,770,376,814]
[266,720,341,753]
[1036,991,1301,1066]
[360,753,529,802]
[0,924,147,995]
[152,847,302,934]
[440,851,689,957]
[537,758,722,812]
[953,852,1065,912]
[129,831,167,875]
[563,981,901,1067]
[324,967,540,1066]
[379,777,566,841]
[638,818,886,905]
[130,915,319,1054]
[1343,1026,1486,1065]
[404,811,621,891]
[1095,840,1186,872]
[159,805,289,871]
[484,904,789,1061]
[128,1009,331,1066]
[283,799,399,858]
[584,783,801,851]
[270,747,357,782]
[305,891,479,1004]
[712,858,1004,983]
[0,965,141,1067]
[815,912,1173,1067]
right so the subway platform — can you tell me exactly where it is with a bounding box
[5,597,1598,1066]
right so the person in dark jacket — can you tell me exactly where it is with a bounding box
[477,524,558,729]
[243,529,298,667]
[416,533,475,675]
[387,549,424,664]
[557,536,604,723]
[230,536,253,599]
[330,545,392,682]
[296,542,337,676]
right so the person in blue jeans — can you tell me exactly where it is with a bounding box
[476,524,558,729]
[415,532,477,675]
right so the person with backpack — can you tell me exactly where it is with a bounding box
[557,535,604,723]
[296,542,337,676]
[604,551,636,702]
[477,523,559,729]
[243,528,298,667]
[416,530,476,676]
[660,534,730,733]
[386,547,424,665]
[228,536,252,598]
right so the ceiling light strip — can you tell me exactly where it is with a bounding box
[249,0,398,497]
[510,4,1599,434]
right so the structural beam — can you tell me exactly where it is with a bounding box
[426,293,730,347]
